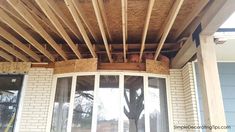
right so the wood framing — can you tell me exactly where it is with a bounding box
[71,0,99,42]
[97,0,112,41]
[200,0,235,35]
[54,58,98,74]
[171,0,235,68]
[0,50,13,62]
[92,0,113,62]
[0,40,29,62]
[172,0,209,40]
[65,0,97,58]
[98,63,145,71]
[139,0,156,62]
[0,26,41,62]
[0,8,55,61]
[197,35,227,129]
[0,62,31,73]
[121,0,127,62]
[171,36,196,68]
[8,0,68,60]
[154,0,184,60]
[0,0,31,28]
[46,0,84,42]
[35,0,82,59]
[21,0,61,38]
[146,59,169,74]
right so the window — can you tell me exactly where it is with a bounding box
[51,77,72,132]
[52,73,170,132]
[0,75,23,132]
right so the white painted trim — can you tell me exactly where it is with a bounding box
[166,76,174,132]
[91,74,99,132]
[144,75,150,132]
[46,75,58,132]
[67,75,76,132]
[192,61,202,132]
[14,75,27,132]
[119,74,124,132]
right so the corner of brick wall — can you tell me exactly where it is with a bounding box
[19,68,54,132]
[170,63,199,132]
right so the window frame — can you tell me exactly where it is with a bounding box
[48,71,173,132]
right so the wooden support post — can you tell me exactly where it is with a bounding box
[197,35,227,132]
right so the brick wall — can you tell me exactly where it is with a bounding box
[182,63,199,128]
[170,63,199,132]
[19,68,54,132]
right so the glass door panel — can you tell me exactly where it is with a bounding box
[124,76,145,132]
[96,75,119,132]
[0,75,23,132]
[51,77,72,132]
[72,76,95,132]
[148,77,168,132]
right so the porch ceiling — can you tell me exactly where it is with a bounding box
[0,0,209,63]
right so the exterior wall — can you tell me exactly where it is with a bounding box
[14,63,199,132]
[19,68,54,132]
[170,63,199,132]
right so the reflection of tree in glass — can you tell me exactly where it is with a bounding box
[124,79,144,132]
[0,90,18,131]
[73,91,94,128]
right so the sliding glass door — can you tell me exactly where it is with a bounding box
[51,73,169,132]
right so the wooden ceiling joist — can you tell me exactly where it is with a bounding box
[46,0,84,42]
[172,0,209,40]
[72,0,99,42]
[35,0,82,59]
[0,0,31,29]
[154,0,184,60]
[0,26,40,62]
[97,0,112,41]
[0,40,29,62]
[0,49,13,62]
[121,0,127,62]
[0,8,55,62]
[7,0,68,60]
[21,0,62,38]
[92,0,113,62]
[65,0,97,58]
[139,0,156,62]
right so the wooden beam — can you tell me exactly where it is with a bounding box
[171,36,196,68]
[0,49,13,62]
[92,0,113,62]
[97,0,112,41]
[98,63,145,71]
[0,40,29,62]
[0,0,31,28]
[201,0,235,35]
[139,0,156,62]
[172,0,209,40]
[197,35,227,130]
[171,0,235,68]
[0,8,55,61]
[35,0,82,59]
[121,0,127,62]
[154,0,184,60]
[0,26,41,62]
[64,0,97,58]
[72,0,99,42]
[7,0,68,60]
[21,0,61,38]
[46,0,84,42]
